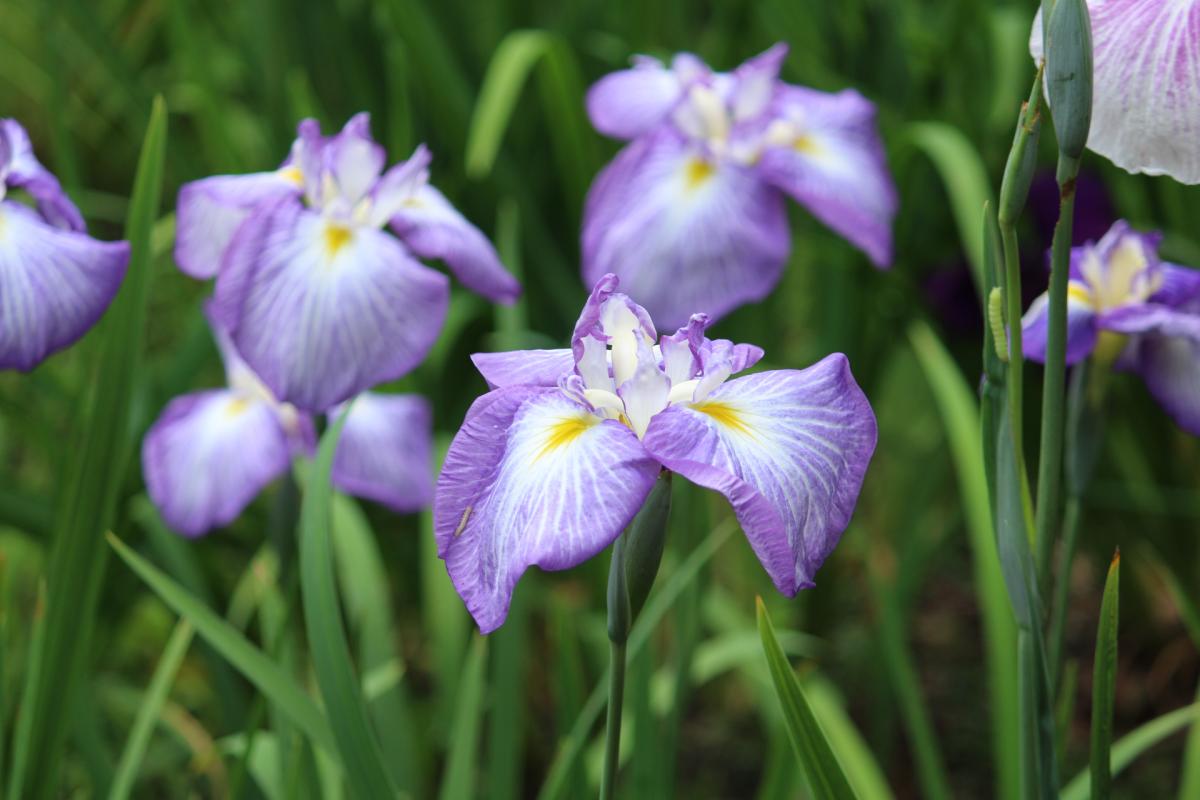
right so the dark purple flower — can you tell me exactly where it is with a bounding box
[0,119,129,371]
[436,274,877,633]
[582,44,897,329]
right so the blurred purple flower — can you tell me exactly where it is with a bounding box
[0,119,129,370]
[176,113,519,412]
[436,273,877,632]
[1031,1,1200,183]
[582,44,897,329]
[1022,220,1200,434]
[143,312,433,537]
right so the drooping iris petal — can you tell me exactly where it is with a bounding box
[214,199,450,412]
[757,86,896,267]
[1153,263,1200,307]
[1099,303,1200,340]
[586,55,691,140]
[435,387,660,633]
[1122,327,1200,434]
[1,119,85,232]
[331,393,433,512]
[174,171,301,279]
[470,348,574,388]
[0,201,129,370]
[142,389,292,537]
[582,131,790,329]
[388,185,520,303]
[642,354,876,594]
[1021,284,1099,365]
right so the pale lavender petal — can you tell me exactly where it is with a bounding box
[0,200,129,371]
[435,387,659,633]
[331,392,433,512]
[728,43,787,122]
[1031,2,1200,183]
[389,184,520,303]
[698,337,765,375]
[582,131,790,329]
[1153,263,1200,307]
[1099,303,1200,341]
[570,273,657,359]
[1021,285,1098,365]
[1123,332,1200,435]
[758,86,896,267]
[142,389,291,537]
[327,112,386,206]
[174,171,302,279]
[586,56,686,140]
[0,119,84,232]
[642,355,877,593]
[214,199,449,412]
[470,348,574,388]
[660,313,708,383]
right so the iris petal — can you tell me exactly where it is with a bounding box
[1021,283,1099,365]
[1123,330,1200,435]
[1,119,85,232]
[214,199,449,412]
[435,387,659,633]
[0,200,129,371]
[142,389,291,537]
[586,56,687,140]
[642,354,876,594]
[331,392,434,512]
[470,348,574,388]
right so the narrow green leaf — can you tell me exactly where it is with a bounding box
[18,97,166,799]
[1090,551,1120,800]
[438,636,488,800]
[6,582,46,800]
[804,676,895,800]
[1061,703,1200,800]
[108,619,195,800]
[756,598,858,800]
[487,580,529,800]
[106,534,337,756]
[298,413,398,798]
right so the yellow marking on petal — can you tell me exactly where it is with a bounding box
[793,134,821,156]
[225,397,252,418]
[534,414,597,462]
[323,223,353,259]
[683,157,715,191]
[1067,281,1093,306]
[278,165,304,186]
[692,400,754,436]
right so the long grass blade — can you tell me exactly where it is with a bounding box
[438,636,488,800]
[1089,551,1120,800]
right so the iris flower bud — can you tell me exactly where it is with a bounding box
[1045,0,1093,174]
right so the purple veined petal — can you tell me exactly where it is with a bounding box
[1099,302,1200,342]
[370,144,432,224]
[1031,2,1200,184]
[582,131,791,330]
[470,348,574,388]
[330,392,434,512]
[586,55,688,140]
[757,86,896,267]
[142,388,292,537]
[1,119,85,232]
[698,337,765,375]
[0,200,129,371]
[213,198,450,412]
[174,171,303,279]
[327,112,386,207]
[1122,330,1200,435]
[570,273,657,358]
[1152,263,1200,307]
[728,43,788,122]
[435,386,660,633]
[642,355,877,593]
[388,184,520,303]
[1020,283,1099,365]
[660,313,709,383]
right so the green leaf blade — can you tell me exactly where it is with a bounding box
[1090,551,1120,800]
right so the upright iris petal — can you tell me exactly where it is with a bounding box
[1021,220,1200,434]
[1030,1,1200,183]
[437,274,877,633]
[582,44,896,329]
[175,114,519,412]
[0,120,130,371]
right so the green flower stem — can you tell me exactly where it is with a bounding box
[999,223,1027,488]
[1048,495,1081,691]
[600,639,627,800]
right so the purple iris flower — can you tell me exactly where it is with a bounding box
[0,119,130,370]
[1030,1,1200,183]
[1022,221,1200,434]
[142,311,433,537]
[175,113,520,412]
[435,273,877,633]
[581,44,897,329]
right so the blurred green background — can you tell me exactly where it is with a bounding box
[1,0,1198,797]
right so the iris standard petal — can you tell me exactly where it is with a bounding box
[1,119,85,232]
[470,348,574,388]
[388,184,520,303]
[582,131,790,329]
[586,56,687,140]
[174,171,301,279]
[214,199,450,412]
[142,389,292,537]
[1021,285,1099,365]
[1031,1,1200,183]
[331,393,434,512]
[642,354,876,594]
[435,387,660,633]
[0,200,129,371]
[758,86,896,267]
